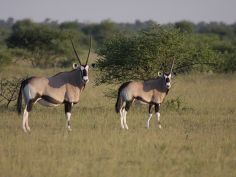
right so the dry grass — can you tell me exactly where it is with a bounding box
[0,65,236,177]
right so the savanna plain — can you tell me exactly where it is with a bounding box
[0,64,236,177]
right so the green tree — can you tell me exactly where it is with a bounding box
[82,20,119,46]
[6,19,81,67]
[96,26,219,84]
[0,46,12,69]
[175,21,194,33]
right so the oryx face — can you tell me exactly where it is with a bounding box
[70,36,92,84]
[80,65,89,83]
[73,63,89,83]
[163,73,172,89]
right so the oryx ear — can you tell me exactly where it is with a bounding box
[73,63,79,69]
[91,63,97,68]
[158,71,163,77]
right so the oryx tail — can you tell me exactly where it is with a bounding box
[115,81,131,113]
[17,78,32,115]
[16,82,23,115]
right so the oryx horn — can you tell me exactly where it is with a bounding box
[170,58,175,73]
[85,35,92,65]
[70,38,82,66]
[160,63,164,71]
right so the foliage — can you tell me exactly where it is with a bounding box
[82,20,119,46]
[197,22,235,39]
[0,18,236,71]
[175,20,194,33]
[6,20,90,67]
[96,26,219,84]
[218,51,236,72]
[0,46,12,69]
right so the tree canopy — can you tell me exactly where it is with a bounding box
[96,26,220,84]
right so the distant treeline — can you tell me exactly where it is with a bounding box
[0,17,236,72]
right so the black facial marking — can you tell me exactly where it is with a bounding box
[166,77,170,83]
[82,69,87,77]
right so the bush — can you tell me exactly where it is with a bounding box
[0,77,23,107]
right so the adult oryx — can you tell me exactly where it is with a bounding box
[115,59,175,130]
[17,37,92,132]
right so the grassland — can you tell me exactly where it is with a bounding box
[0,64,236,177]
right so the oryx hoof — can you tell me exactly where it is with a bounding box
[23,127,28,133]
[26,126,31,132]
[120,125,125,129]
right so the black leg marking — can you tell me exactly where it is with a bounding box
[64,102,73,129]
[26,93,41,112]
[26,101,33,112]
[125,101,132,112]
[154,103,160,113]
[64,102,72,113]
[148,104,154,114]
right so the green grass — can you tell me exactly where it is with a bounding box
[0,65,236,177]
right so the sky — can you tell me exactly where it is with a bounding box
[0,0,235,24]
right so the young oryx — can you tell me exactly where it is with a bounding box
[17,37,92,132]
[115,59,175,130]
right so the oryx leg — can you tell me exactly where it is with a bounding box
[146,104,153,128]
[22,107,29,132]
[22,100,34,132]
[119,100,126,129]
[155,103,162,129]
[123,101,132,130]
[64,102,73,131]
[119,108,125,129]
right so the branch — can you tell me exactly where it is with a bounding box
[174,62,217,71]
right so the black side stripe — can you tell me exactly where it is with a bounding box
[41,95,63,104]
[135,96,159,105]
